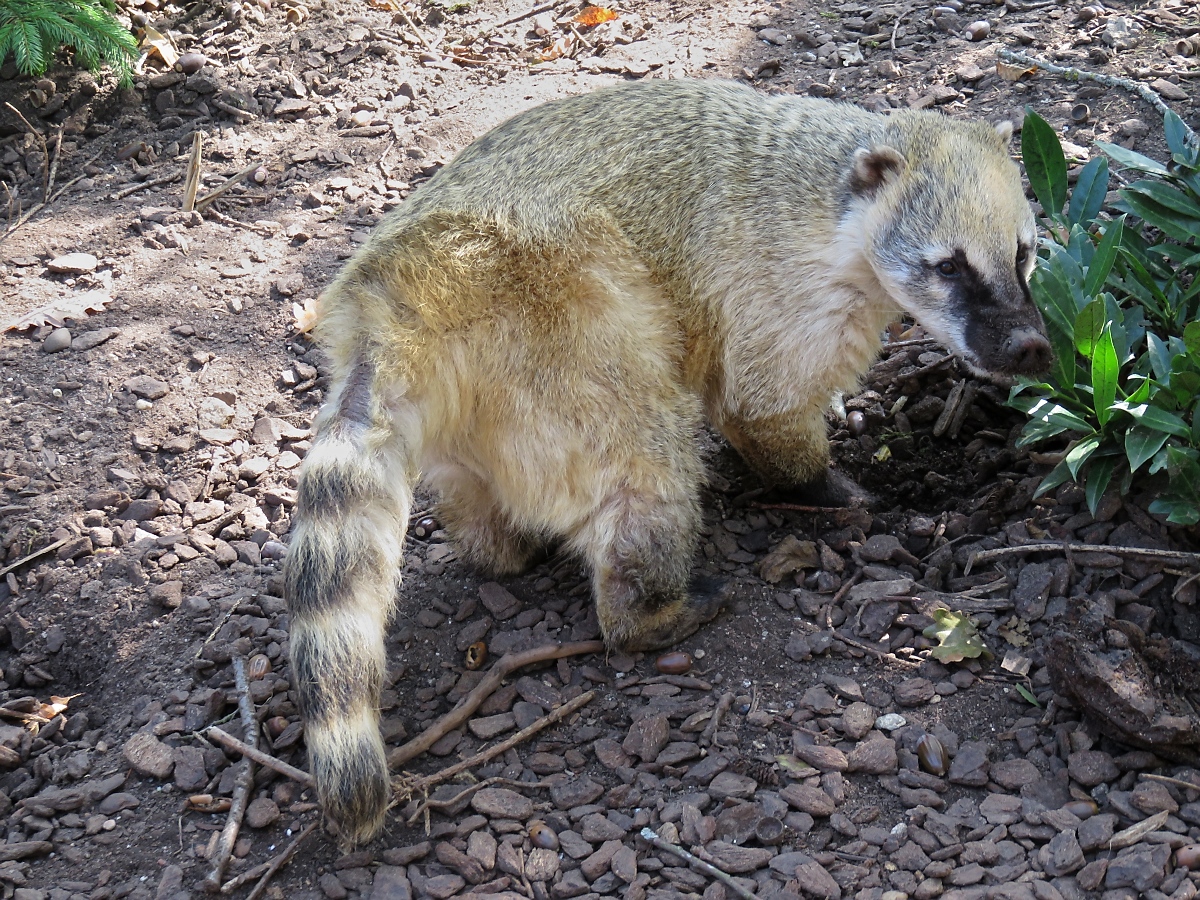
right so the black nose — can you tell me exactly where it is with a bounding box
[1005,327,1053,375]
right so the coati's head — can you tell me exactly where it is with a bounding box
[849,113,1052,379]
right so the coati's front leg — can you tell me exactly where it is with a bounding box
[285,356,415,845]
[719,407,872,508]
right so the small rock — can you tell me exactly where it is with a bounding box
[47,252,98,274]
[470,787,532,820]
[894,678,936,707]
[122,732,174,779]
[1067,749,1118,786]
[1150,78,1189,101]
[72,327,120,351]
[42,327,72,352]
[124,375,170,400]
[781,783,836,817]
[244,797,280,828]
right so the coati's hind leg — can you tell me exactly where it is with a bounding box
[719,407,873,508]
[431,466,548,576]
[568,425,731,653]
[284,355,416,845]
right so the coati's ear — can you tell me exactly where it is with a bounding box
[848,146,906,198]
[994,120,1014,145]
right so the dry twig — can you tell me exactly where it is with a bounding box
[203,657,258,893]
[485,0,558,30]
[388,640,603,767]
[405,776,554,825]
[0,539,68,577]
[640,828,757,900]
[182,132,203,213]
[965,541,1200,575]
[206,726,314,788]
[243,821,318,900]
[998,48,1199,148]
[700,691,734,748]
[400,690,595,796]
[195,162,260,213]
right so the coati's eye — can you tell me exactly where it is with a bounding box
[1016,245,1030,266]
[936,260,960,278]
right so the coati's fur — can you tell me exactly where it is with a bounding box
[284,79,1051,843]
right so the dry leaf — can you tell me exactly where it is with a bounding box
[574,5,618,26]
[3,290,112,332]
[923,608,991,663]
[292,296,320,334]
[759,535,819,584]
[540,33,577,60]
[140,25,179,69]
[996,60,1036,82]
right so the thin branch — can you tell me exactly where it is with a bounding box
[485,0,558,30]
[195,162,260,213]
[398,690,595,800]
[640,828,758,900]
[388,640,603,768]
[182,131,203,213]
[965,541,1200,575]
[203,658,258,893]
[244,821,318,900]
[205,726,314,788]
[0,539,68,577]
[405,776,554,825]
[998,47,1199,148]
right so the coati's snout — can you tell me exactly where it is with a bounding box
[999,325,1053,376]
[957,273,1053,378]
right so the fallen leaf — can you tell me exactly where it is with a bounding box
[540,33,577,60]
[998,616,1030,648]
[923,607,991,663]
[996,60,1036,81]
[574,5,618,26]
[1001,650,1032,675]
[759,535,819,584]
[292,296,320,334]
[140,25,179,68]
[1014,683,1041,707]
[873,444,891,462]
[775,754,816,776]
[3,291,113,332]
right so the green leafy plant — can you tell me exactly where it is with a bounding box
[1008,108,1200,524]
[0,0,136,86]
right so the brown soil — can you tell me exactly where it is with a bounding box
[0,0,1198,898]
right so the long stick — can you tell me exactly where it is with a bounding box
[203,658,258,893]
[401,690,595,796]
[965,541,1200,575]
[640,828,757,900]
[195,162,260,213]
[0,539,68,577]
[998,48,1199,148]
[244,821,318,900]
[206,726,314,788]
[388,640,603,767]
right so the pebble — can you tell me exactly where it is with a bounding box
[42,327,72,352]
[122,732,174,779]
[47,252,98,274]
[470,788,532,820]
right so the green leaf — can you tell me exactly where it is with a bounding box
[1074,299,1106,357]
[1148,498,1200,526]
[1068,156,1110,227]
[1167,446,1200,499]
[1111,401,1191,437]
[1034,459,1074,498]
[1164,110,1190,160]
[1125,426,1170,474]
[1091,326,1119,427]
[1119,188,1200,246]
[1185,321,1200,357]
[923,608,991,663]
[1022,108,1068,221]
[1065,434,1101,478]
[1013,683,1041,708]
[1084,456,1117,516]
[1098,141,1172,177]
[1083,217,1123,299]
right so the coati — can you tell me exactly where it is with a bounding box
[284,79,1051,843]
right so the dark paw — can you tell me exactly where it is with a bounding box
[623,579,733,652]
[776,468,873,509]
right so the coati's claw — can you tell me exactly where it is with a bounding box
[780,469,874,509]
[621,578,733,652]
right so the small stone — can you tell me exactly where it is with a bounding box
[624,713,670,762]
[172,746,207,791]
[947,741,990,786]
[149,581,184,609]
[122,732,174,779]
[47,252,98,274]
[72,327,120,351]
[894,678,936,707]
[42,327,72,352]
[124,375,170,400]
[847,737,897,774]
[470,787,533,820]
[177,50,207,73]
[423,874,465,900]
[703,841,773,873]
[479,582,521,619]
[1068,750,1118,786]
[708,770,758,800]
[525,846,559,882]
[990,758,1040,789]
[792,744,848,772]
[1040,828,1084,876]
[1150,78,1188,101]
[244,797,280,828]
[794,861,840,898]
[781,783,836,816]
[610,846,637,882]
